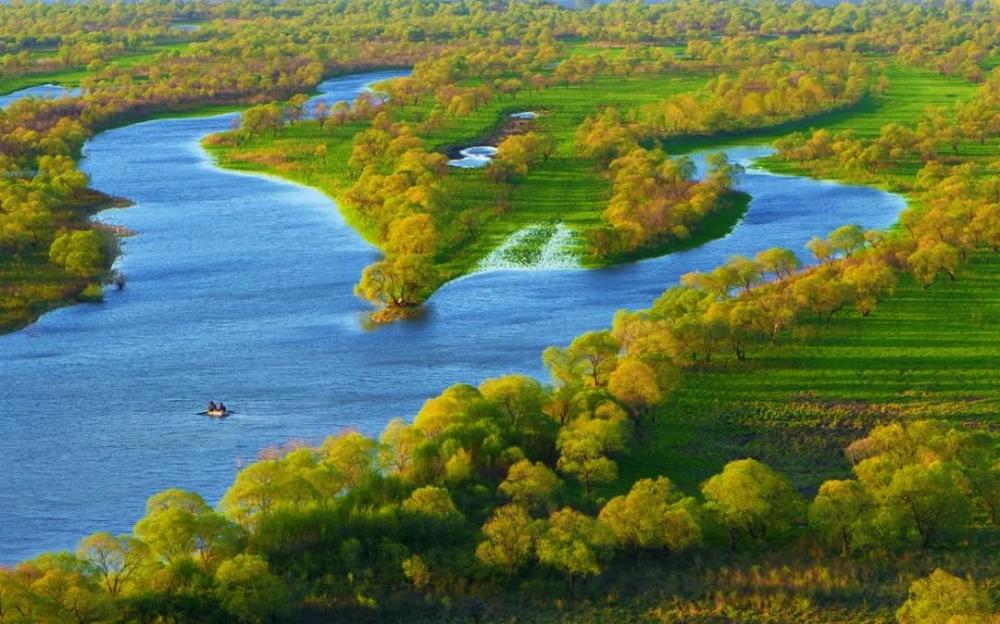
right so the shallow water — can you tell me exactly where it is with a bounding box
[448,145,498,168]
[0,71,905,563]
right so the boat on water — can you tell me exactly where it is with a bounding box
[200,402,232,418]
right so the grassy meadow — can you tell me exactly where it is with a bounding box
[620,250,1000,496]
[206,70,711,278]
[0,42,193,95]
[206,56,981,287]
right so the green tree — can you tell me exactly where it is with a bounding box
[498,459,562,515]
[48,230,106,279]
[598,477,701,553]
[701,459,803,550]
[896,569,995,624]
[808,480,875,555]
[475,504,543,575]
[607,358,662,426]
[536,508,614,592]
[882,462,972,547]
[77,532,149,597]
[214,554,291,624]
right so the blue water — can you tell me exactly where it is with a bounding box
[0,83,79,109]
[0,72,905,563]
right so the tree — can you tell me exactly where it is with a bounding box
[755,247,800,278]
[402,486,462,521]
[806,235,835,264]
[320,430,378,490]
[498,459,562,514]
[385,213,438,255]
[77,532,149,597]
[881,462,972,547]
[285,93,310,124]
[536,508,614,591]
[475,504,543,575]
[214,554,291,624]
[355,254,435,309]
[896,569,995,624]
[841,256,895,316]
[607,358,662,426]
[479,374,546,429]
[48,230,106,279]
[701,459,803,550]
[828,224,866,258]
[566,331,620,387]
[808,480,875,555]
[135,489,241,568]
[557,434,617,497]
[907,241,959,287]
[598,477,701,553]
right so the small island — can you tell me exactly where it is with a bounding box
[205,43,864,322]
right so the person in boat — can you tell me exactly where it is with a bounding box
[218,402,227,413]
[208,401,217,412]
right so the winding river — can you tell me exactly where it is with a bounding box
[0,71,905,562]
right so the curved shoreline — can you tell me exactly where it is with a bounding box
[0,72,907,564]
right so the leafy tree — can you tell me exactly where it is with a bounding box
[598,477,701,552]
[402,486,462,521]
[135,489,242,568]
[320,430,378,490]
[755,247,800,279]
[498,459,562,514]
[475,504,543,575]
[896,569,995,624]
[557,433,617,497]
[48,230,106,279]
[214,554,291,624]
[881,462,972,547]
[808,480,875,555]
[77,532,149,597]
[536,508,614,591]
[607,358,662,426]
[702,459,803,550]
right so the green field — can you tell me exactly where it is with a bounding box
[0,42,193,95]
[207,59,981,292]
[620,250,1000,495]
[207,71,711,279]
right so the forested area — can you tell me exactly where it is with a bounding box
[1,0,999,622]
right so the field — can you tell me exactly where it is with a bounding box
[0,42,192,95]
[622,250,1000,495]
[207,71,711,278]
[207,56,982,288]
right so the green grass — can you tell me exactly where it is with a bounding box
[0,42,194,95]
[664,61,980,155]
[207,72,711,283]
[620,251,1000,496]
[205,60,980,295]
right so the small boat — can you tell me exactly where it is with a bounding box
[205,409,231,418]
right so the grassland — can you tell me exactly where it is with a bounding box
[0,42,193,95]
[206,71,712,279]
[206,57,981,293]
[620,251,1000,495]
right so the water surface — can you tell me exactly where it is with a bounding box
[0,71,905,562]
[0,84,79,108]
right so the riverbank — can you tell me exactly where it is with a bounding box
[0,188,128,333]
[202,70,757,316]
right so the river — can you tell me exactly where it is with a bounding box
[0,71,905,562]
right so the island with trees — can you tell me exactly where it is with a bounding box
[0,0,998,623]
